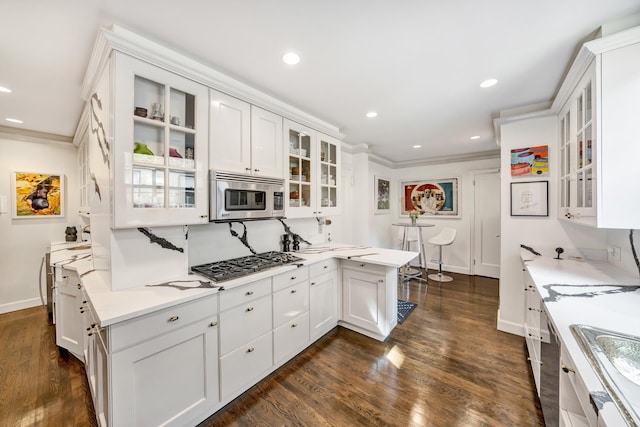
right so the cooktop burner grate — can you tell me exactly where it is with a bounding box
[191,251,304,283]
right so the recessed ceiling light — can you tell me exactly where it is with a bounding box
[480,78,498,88]
[470,135,481,140]
[6,118,23,124]
[412,145,422,149]
[366,111,378,118]
[282,52,301,65]
[0,86,11,93]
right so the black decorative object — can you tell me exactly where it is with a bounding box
[292,235,300,251]
[397,300,417,324]
[555,247,564,260]
[65,226,78,242]
[282,234,291,252]
[520,244,541,256]
[277,219,311,246]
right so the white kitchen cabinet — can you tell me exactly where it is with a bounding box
[556,30,640,228]
[109,294,219,427]
[309,260,339,341]
[54,268,84,360]
[284,119,341,217]
[523,267,543,396]
[112,52,209,227]
[273,313,310,364]
[82,299,109,427]
[340,260,397,341]
[559,347,596,427]
[209,89,283,178]
[76,128,91,217]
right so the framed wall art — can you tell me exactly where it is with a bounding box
[510,145,548,177]
[400,177,459,217]
[374,175,391,214]
[510,181,548,217]
[11,172,64,219]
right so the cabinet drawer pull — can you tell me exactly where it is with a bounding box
[378,279,384,283]
[291,289,297,294]
[245,167,251,171]
[291,323,298,328]
[359,263,365,267]
[254,169,260,173]
[561,364,575,374]
[168,316,179,322]
[246,347,255,353]
[86,322,98,331]
[310,282,316,286]
[209,321,217,327]
[290,276,296,280]
[246,307,254,312]
[77,284,82,289]
[245,291,254,296]
[323,265,328,269]
[200,214,208,219]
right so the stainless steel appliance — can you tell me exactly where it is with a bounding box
[540,309,560,426]
[210,170,285,221]
[191,251,303,283]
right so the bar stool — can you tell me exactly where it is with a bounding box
[427,228,456,283]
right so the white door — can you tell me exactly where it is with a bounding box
[473,171,501,278]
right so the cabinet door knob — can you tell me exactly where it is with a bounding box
[291,323,298,328]
[200,214,208,219]
[246,307,254,312]
[245,167,251,171]
[310,282,316,286]
[168,316,179,322]
[209,321,217,327]
[245,291,254,296]
[254,169,260,173]
[290,289,297,294]
[323,265,328,269]
[246,347,255,353]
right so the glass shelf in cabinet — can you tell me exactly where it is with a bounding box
[133,115,165,127]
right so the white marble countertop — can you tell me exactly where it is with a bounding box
[50,242,417,328]
[523,250,640,426]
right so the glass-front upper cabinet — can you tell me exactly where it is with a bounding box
[318,134,340,215]
[286,121,315,217]
[284,119,341,218]
[575,79,594,213]
[558,109,571,212]
[113,53,209,227]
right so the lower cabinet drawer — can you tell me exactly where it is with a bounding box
[273,312,310,364]
[219,295,272,356]
[220,332,273,400]
[273,281,309,328]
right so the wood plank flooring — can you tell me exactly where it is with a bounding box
[0,273,543,427]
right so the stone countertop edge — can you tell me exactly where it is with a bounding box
[52,243,418,328]
[523,253,640,426]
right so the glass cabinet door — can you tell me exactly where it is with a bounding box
[318,134,340,215]
[114,54,208,227]
[286,125,314,214]
[575,79,595,212]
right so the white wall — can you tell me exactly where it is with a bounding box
[498,114,609,335]
[607,228,640,279]
[388,157,501,274]
[0,137,80,313]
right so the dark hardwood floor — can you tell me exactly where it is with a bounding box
[0,273,543,427]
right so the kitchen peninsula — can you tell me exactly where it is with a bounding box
[51,242,417,426]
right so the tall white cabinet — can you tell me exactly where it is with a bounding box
[556,27,640,228]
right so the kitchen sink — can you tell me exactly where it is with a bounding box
[571,325,640,427]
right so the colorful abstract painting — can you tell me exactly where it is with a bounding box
[12,172,64,218]
[401,178,459,217]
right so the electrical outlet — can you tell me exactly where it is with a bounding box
[608,245,622,264]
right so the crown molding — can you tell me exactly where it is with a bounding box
[72,103,91,146]
[493,108,555,146]
[341,141,500,168]
[551,25,640,113]
[0,126,73,146]
[81,25,344,140]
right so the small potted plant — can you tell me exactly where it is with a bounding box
[409,209,420,226]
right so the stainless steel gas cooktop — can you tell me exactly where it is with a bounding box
[191,251,304,283]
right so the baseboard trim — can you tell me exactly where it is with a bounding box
[497,310,524,337]
[0,298,43,315]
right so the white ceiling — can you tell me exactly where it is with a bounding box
[2,1,639,163]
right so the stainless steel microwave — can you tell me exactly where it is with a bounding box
[209,170,285,221]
